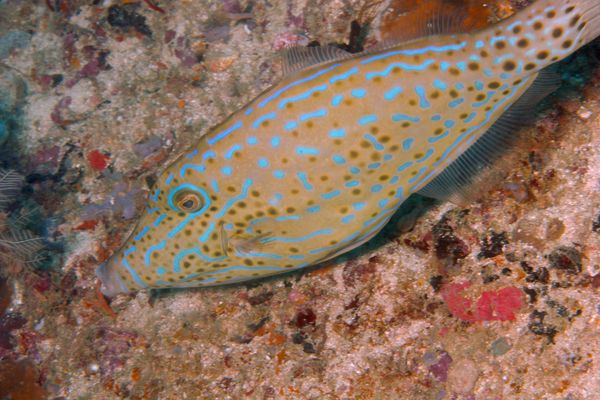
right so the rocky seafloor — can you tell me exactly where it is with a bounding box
[0,0,599,399]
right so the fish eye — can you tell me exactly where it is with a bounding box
[175,191,203,212]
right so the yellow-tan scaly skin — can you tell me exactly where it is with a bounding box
[97,0,600,295]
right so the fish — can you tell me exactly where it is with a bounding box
[97,0,600,295]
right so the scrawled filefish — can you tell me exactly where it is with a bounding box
[97,0,600,295]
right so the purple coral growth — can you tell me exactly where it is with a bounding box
[81,181,143,220]
[95,327,143,375]
[427,351,453,382]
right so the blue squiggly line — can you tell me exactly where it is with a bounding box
[144,240,166,266]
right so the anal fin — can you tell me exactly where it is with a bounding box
[417,67,561,204]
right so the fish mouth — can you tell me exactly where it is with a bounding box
[96,260,130,297]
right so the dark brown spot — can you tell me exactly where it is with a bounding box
[502,61,516,71]
[370,126,379,134]
[512,25,522,34]
[562,40,572,49]
[552,27,563,38]
[480,50,489,57]
[517,38,529,48]
[488,81,500,89]
[565,6,575,14]
[261,120,270,127]
[569,15,581,27]
[494,41,506,50]
[533,21,543,30]
[524,63,536,71]
[408,99,417,106]
[546,10,556,18]
[449,90,459,98]
[468,62,479,71]
[349,150,359,159]
[449,68,460,76]
[430,91,440,99]
[306,121,314,128]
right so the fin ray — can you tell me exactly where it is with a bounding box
[417,67,561,204]
[280,45,351,76]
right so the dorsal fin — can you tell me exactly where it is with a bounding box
[280,45,351,76]
[417,67,561,204]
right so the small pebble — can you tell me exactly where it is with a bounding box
[490,337,511,356]
[577,107,592,120]
[447,358,480,394]
[548,246,582,274]
[87,363,99,374]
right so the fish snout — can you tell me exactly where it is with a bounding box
[96,258,130,297]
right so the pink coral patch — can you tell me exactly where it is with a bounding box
[87,150,109,171]
[441,281,524,322]
[441,281,476,322]
[475,287,524,321]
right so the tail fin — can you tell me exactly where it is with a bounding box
[575,0,600,48]
[499,0,600,72]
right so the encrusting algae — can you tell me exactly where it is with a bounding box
[97,0,600,295]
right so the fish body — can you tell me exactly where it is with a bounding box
[98,0,600,295]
